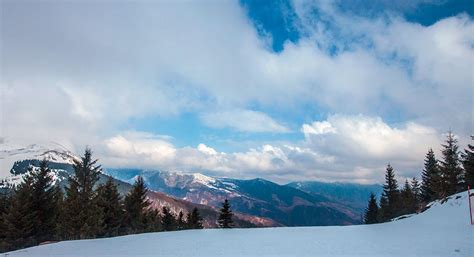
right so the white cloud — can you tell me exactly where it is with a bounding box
[97,114,443,184]
[301,114,442,180]
[301,121,336,135]
[1,1,472,182]
[200,109,290,133]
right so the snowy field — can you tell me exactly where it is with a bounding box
[7,191,473,257]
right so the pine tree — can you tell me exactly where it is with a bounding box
[364,193,379,224]
[29,160,61,243]
[439,132,463,196]
[400,179,417,215]
[218,199,234,228]
[2,175,36,251]
[378,195,388,222]
[161,206,177,231]
[421,149,441,202]
[379,164,399,221]
[143,208,161,232]
[187,207,204,229]
[62,148,103,239]
[96,177,124,237]
[461,138,474,189]
[0,190,11,252]
[51,184,64,240]
[410,177,421,210]
[177,211,185,230]
[123,176,150,234]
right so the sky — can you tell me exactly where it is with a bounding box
[1,0,473,184]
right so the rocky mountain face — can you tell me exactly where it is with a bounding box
[105,169,361,226]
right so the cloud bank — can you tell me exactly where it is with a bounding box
[1,0,472,182]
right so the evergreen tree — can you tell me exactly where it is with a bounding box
[410,177,421,210]
[96,177,124,237]
[379,164,399,221]
[123,176,150,234]
[0,190,11,252]
[364,193,379,224]
[62,148,103,239]
[177,211,185,230]
[51,184,64,240]
[378,194,388,222]
[186,207,204,229]
[161,206,177,231]
[218,199,234,228]
[29,160,61,243]
[400,179,417,215]
[421,149,441,202]
[461,138,474,189]
[439,132,463,196]
[2,175,36,251]
[143,208,161,233]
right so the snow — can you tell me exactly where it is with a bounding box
[0,141,78,178]
[0,167,66,188]
[6,191,473,257]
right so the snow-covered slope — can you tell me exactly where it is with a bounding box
[0,143,79,188]
[7,191,473,257]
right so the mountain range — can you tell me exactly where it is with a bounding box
[0,144,381,227]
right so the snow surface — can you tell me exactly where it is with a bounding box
[0,141,78,178]
[6,191,474,257]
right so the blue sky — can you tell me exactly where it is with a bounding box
[1,0,473,183]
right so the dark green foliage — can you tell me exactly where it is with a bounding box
[439,132,464,196]
[364,193,378,224]
[410,177,421,207]
[143,208,161,233]
[400,180,418,215]
[96,177,124,237]
[30,160,61,243]
[218,199,234,228]
[123,176,150,234]
[186,207,204,229]
[421,149,441,202]
[177,211,185,230]
[2,160,62,252]
[461,139,474,189]
[379,164,399,222]
[2,175,36,251]
[0,190,11,252]
[161,206,177,231]
[62,148,103,239]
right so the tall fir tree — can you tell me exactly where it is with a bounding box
[29,160,61,243]
[62,148,103,239]
[400,179,417,215]
[461,138,474,189]
[379,164,399,221]
[161,206,177,231]
[410,177,421,210]
[186,207,204,229]
[218,199,234,228]
[96,177,124,237]
[364,192,379,224]
[0,190,11,252]
[439,132,463,196]
[421,149,441,202]
[177,211,185,230]
[143,208,161,233]
[2,175,36,251]
[123,176,150,234]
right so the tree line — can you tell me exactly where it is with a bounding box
[364,132,474,224]
[0,149,235,253]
